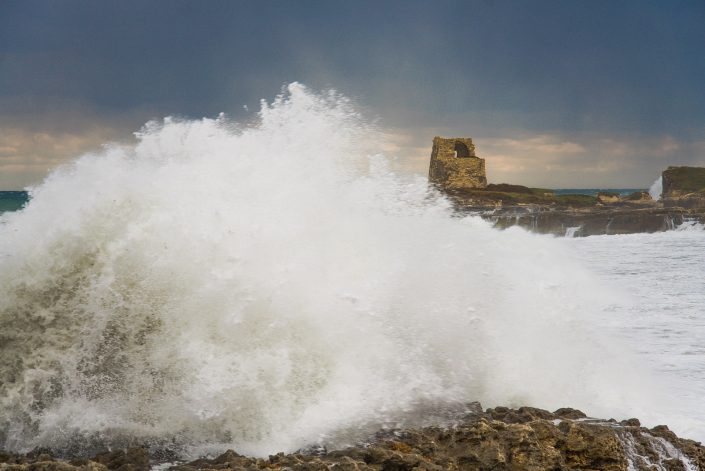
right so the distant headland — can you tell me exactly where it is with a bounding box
[429,136,705,236]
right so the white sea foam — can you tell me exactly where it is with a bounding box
[567,230,705,443]
[0,84,677,457]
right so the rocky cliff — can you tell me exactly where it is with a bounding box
[662,166,705,209]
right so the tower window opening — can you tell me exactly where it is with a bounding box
[455,142,471,158]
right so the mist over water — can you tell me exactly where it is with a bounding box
[0,84,671,457]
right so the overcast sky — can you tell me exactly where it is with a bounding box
[1,0,704,189]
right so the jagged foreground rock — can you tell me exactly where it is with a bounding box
[1,406,703,471]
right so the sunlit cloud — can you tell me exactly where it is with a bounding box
[0,126,127,189]
[477,133,696,187]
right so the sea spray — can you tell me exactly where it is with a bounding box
[649,176,663,200]
[0,84,660,457]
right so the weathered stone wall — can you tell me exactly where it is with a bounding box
[428,136,487,190]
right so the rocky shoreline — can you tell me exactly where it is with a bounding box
[430,163,705,237]
[464,204,705,237]
[445,185,705,237]
[2,405,702,471]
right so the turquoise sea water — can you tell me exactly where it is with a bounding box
[0,191,29,214]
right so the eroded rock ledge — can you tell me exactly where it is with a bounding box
[1,405,703,471]
[475,205,704,237]
[435,165,705,236]
[447,190,705,237]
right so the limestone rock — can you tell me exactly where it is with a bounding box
[597,192,621,204]
[256,407,699,471]
[483,206,701,236]
[2,406,703,471]
[662,166,705,196]
[662,166,705,209]
[91,448,149,471]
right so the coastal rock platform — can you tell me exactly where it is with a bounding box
[445,188,705,237]
[2,405,702,471]
[476,206,705,237]
[426,144,705,236]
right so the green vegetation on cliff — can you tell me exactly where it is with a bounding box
[663,166,705,194]
[625,191,651,201]
[554,193,598,206]
[452,186,597,208]
[485,183,554,196]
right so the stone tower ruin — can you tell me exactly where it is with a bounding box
[428,137,487,190]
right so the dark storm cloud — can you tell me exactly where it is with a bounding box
[1,0,704,187]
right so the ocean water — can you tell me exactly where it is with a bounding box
[0,191,29,214]
[567,229,705,441]
[0,84,703,458]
